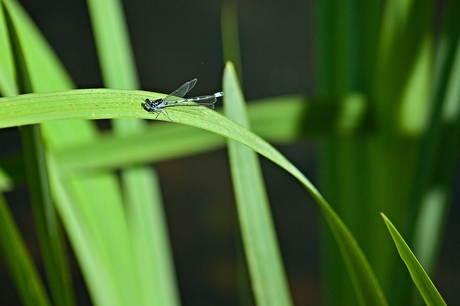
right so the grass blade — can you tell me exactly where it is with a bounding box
[0,194,51,306]
[86,0,180,302]
[0,3,17,96]
[221,0,242,80]
[381,213,446,306]
[224,63,293,305]
[2,1,142,304]
[125,167,180,305]
[4,1,75,303]
[20,125,75,306]
[46,154,122,306]
[48,93,369,173]
[0,63,388,305]
[86,0,138,89]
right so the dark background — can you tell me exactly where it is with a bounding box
[0,0,459,305]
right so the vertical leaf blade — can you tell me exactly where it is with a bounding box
[224,62,293,306]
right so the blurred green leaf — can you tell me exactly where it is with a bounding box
[1,1,140,305]
[20,124,75,306]
[221,0,242,80]
[86,0,138,90]
[1,0,73,91]
[3,0,75,304]
[0,2,17,96]
[0,194,51,306]
[409,0,460,276]
[0,167,13,190]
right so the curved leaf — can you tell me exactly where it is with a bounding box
[0,62,387,304]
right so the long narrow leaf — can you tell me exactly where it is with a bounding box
[0,63,387,304]
[20,125,75,306]
[224,63,293,305]
[0,194,51,306]
[86,0,179,303]
[46,154,121,306]
[1,1,140,305]
[86,0,138,89]
[4,2,75,304]
[48,94,368,173]
[381,213,446,306]
[0,2,17,96]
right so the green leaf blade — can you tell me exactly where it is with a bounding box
[0,194,51,306]
[224,62,293,305]
[381,213,447,306]
[1,65,387,305]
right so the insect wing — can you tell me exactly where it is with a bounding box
[164,78,197,102]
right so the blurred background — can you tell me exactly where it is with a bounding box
[0,0,459,305]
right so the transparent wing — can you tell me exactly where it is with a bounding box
[197,97,217,109]
[164,78,197,101]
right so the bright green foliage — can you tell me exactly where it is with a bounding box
[0,0,457,305]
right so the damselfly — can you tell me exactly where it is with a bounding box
[142,78,224,121]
